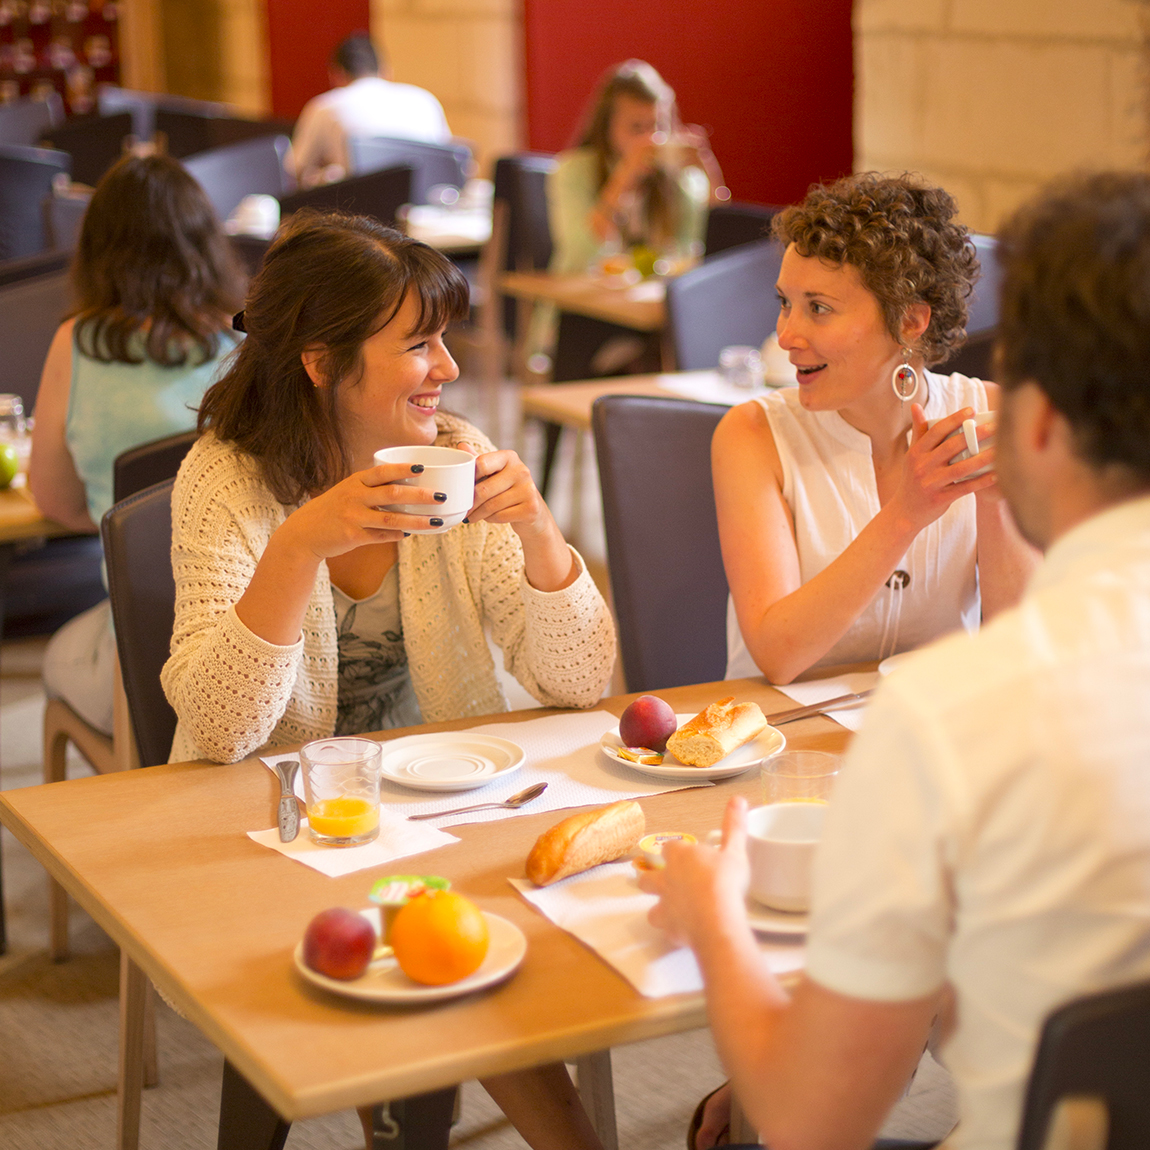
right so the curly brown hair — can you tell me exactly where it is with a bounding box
[772,172,979,365]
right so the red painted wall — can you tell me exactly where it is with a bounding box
[523,0,854,208]
[265,0,372,120]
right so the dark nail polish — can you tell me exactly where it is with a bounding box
[403,532,411,538]
[410,464,424,474]
[462,517,469,524]
[429,517,444,527]
[434,491,448,503]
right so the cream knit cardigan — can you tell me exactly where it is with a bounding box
[162,414,616,764]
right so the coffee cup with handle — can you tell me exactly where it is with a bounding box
[373,445,475,534]
[925,410,995,479]
[706,800,827,914]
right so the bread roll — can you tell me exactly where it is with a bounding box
[526,801,646,886]
[666,697,768,767]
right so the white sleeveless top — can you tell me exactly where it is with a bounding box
[726,371,987,679]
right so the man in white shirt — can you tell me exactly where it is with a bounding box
[289,34,451,188]
[643,171,1150,1150]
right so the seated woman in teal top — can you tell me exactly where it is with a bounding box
[30,153,244,736]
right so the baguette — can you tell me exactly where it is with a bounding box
[665,697,768,768]
[526,800,646,886]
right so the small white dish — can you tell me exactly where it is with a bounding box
[878,652,914,676]
[379,733,525,792]
[294,911,527,1004]
[745,899,807,937]
[599,715,785,781]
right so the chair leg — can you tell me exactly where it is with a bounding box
[143,979,159,1088]
[540,422,563,499]
[44,705,71,961]
[218,1059,291,1150]
[575,1051,618,1150]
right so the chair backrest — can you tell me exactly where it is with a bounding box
[704,201,779,256]
[44,185,91,251]
[492,152,556,338]
[0,143,70,261]
[935,233,1000,380]
[154,104,295,161]
[593,395,730,691]
[1017,980,1150,1150]
[113,429,198,506]
[40,112,133,187]
[101,479,179,768]
[666,239,785,371]
[0,94,63,146]
[183,135,290,222]
[347,135,471,205]
[278,164,413,228]
[0,255,72,407]
[97,86,157,141]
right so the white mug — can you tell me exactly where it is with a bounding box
[712,802,826,913]
[926,410,995,479]
[373,445,475,534]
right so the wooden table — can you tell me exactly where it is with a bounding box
[0,678,850,1135]
[402,205,491,255]
[499,272,666,333]
[519,371,726,433]
[0,483,70,962]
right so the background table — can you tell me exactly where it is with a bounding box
[499,271,666,334]
[0,678,850,1128]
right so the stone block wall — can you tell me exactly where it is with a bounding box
[371,0,523,170]
[856,0,1148,231]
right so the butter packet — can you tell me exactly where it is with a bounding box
[369,875,450,939]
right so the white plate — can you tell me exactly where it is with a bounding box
[599,715,786,781]
[294,911,527,1004]
[745,899,807,937]
[878,652,914,675]
[379,733,525,792]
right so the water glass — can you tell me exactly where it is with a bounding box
[719,345,765,389]
[300,737,382,847]
[761,750,841,805]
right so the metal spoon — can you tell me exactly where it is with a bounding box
[407,781,548,821]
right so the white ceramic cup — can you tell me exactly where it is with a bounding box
[926,410,995,479]
[373,445,476,534]
[708,802,826,913]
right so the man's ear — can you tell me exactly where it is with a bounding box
[301,346,327,387]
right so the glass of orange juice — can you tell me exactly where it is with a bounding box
[300,737,383,847]
[760,750,840,806]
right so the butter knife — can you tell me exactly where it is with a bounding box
[273,759,300,842]
[766,689,876,726]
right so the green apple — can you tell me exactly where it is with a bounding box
[0,443,18,490]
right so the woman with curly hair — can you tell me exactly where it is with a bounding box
[720,172,1036,686]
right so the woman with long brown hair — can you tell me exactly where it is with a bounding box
[162,208,614,1150]
[30,152,244,735]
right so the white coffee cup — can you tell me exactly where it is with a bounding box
[926,410,995,479]
[373,445,476,534]
[744,802,826,913]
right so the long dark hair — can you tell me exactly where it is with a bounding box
[198,211,470,505]
[71,153,244,366]
[577,59,678,247]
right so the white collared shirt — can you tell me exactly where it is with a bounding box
[806,493,1150,1150]
[290,76,451,184]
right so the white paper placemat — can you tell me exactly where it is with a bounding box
[771,671,880,733]
[370,711,710,825]
[511,863,804,998]
[246,805,458,877]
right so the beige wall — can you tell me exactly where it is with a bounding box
[216,0,270,115]
[371,0,523,171]
[855,0,1148,232]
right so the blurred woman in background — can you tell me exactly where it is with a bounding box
[30,153,244,736]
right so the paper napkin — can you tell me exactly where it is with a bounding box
[771,670,881,733]
[510,862,805,998]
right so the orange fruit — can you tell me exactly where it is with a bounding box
[390,890,490,985]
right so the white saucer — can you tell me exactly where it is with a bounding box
[379,733,525,791]
[745,899,807,937]
[599,715,785,781]
[295,911,526,1003]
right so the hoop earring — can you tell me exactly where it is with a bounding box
[891,347,919,401]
